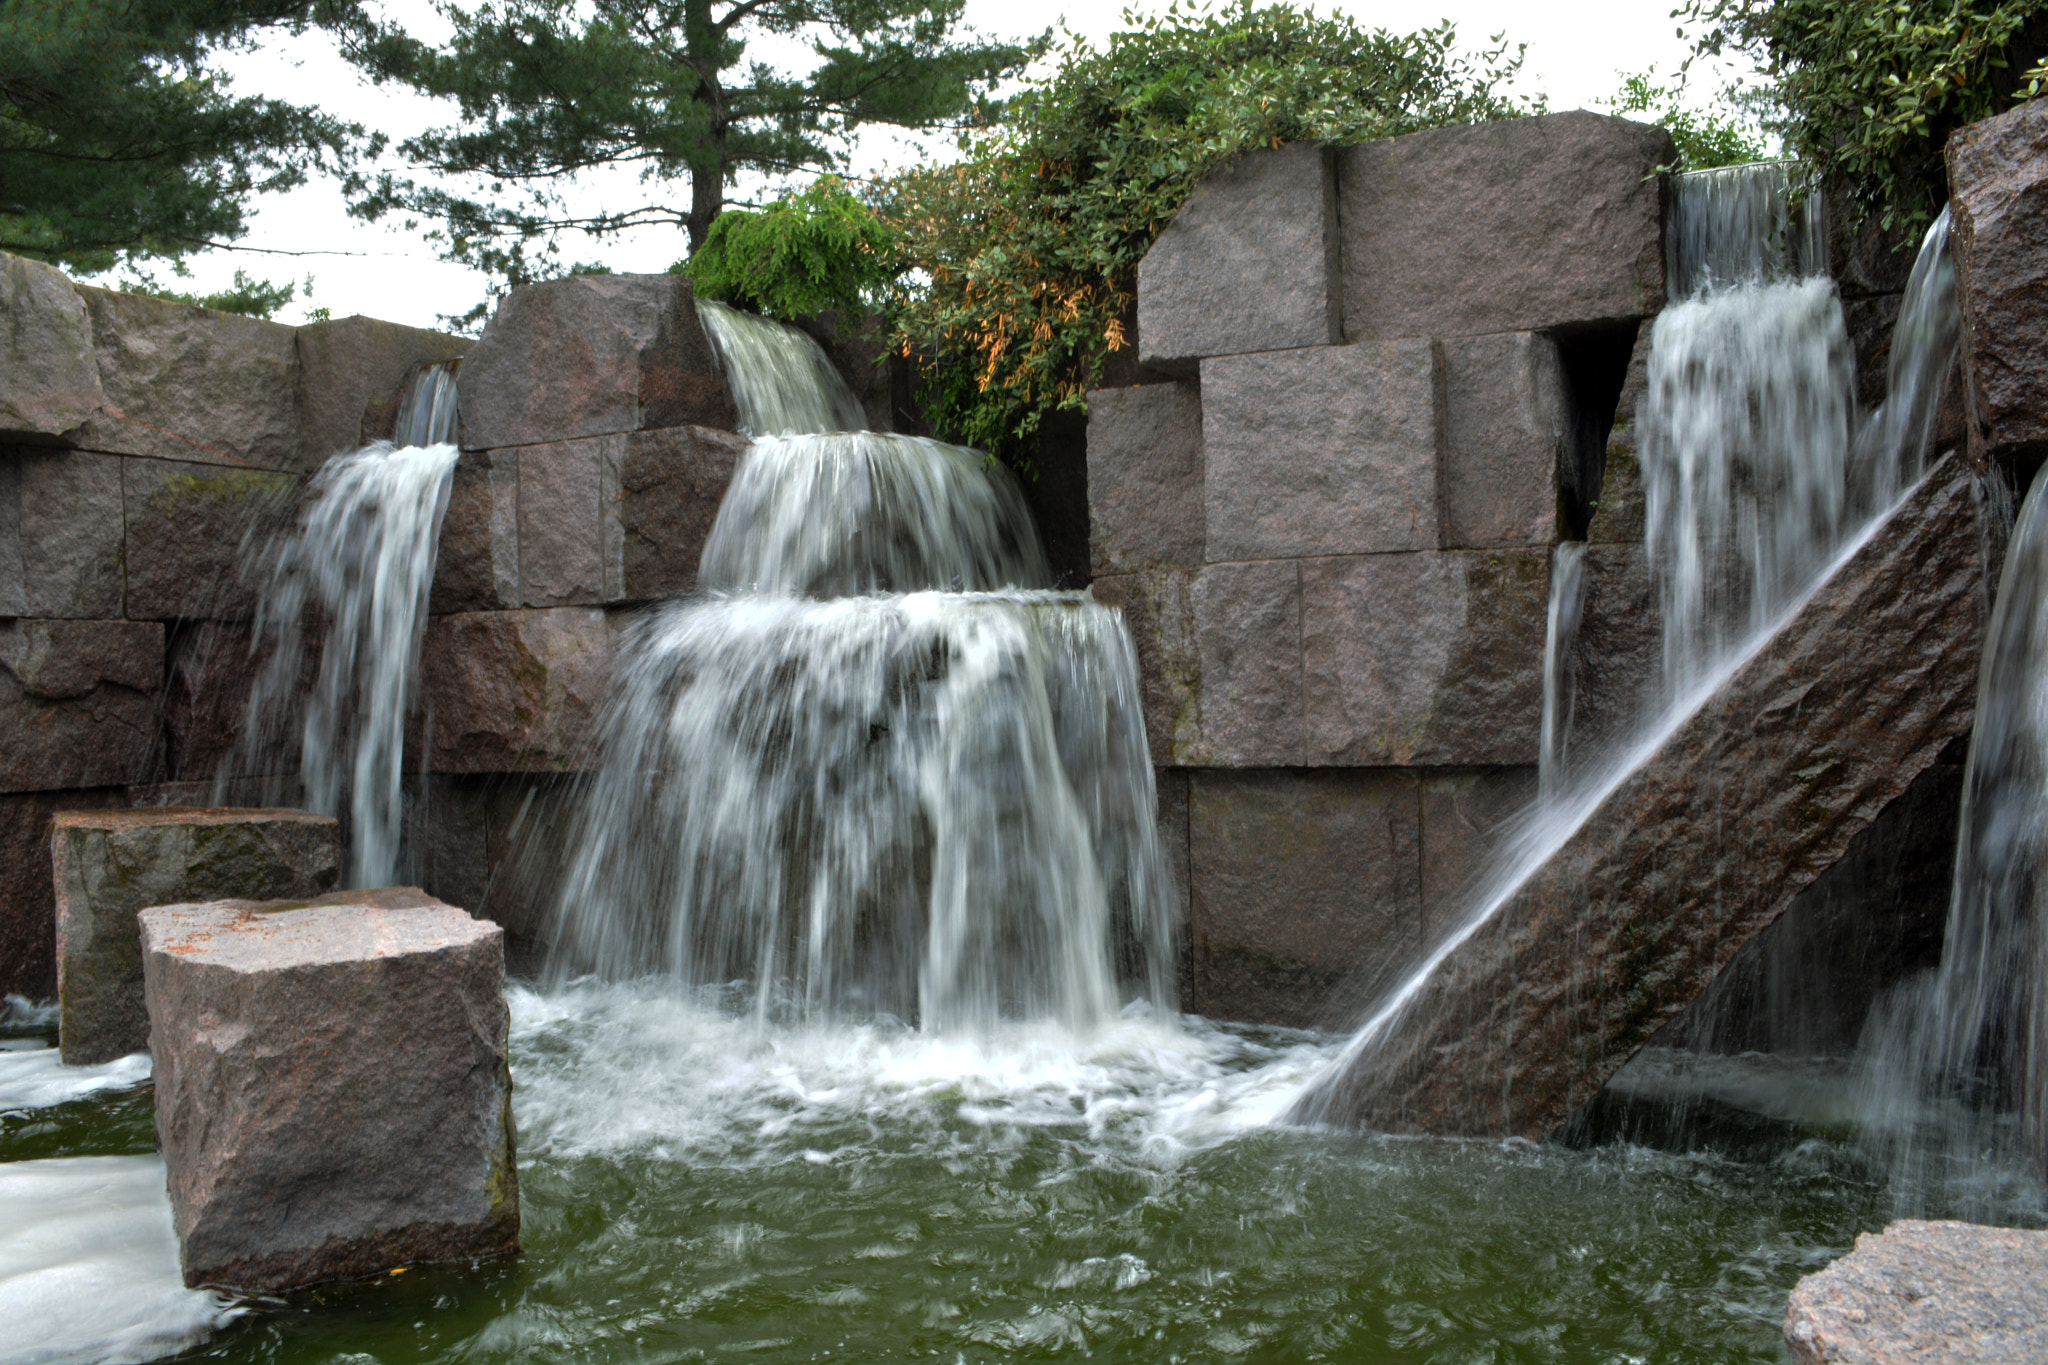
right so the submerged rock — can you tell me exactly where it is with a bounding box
[1784,1220,2048,1364]
[140,887,519,1291]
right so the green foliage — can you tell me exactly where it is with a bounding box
[677,177,896,323]
[1684,0,2048,232]
[347,0,1045,327]
[1603,69,1771,170]
[121,266,304,317]
[0,0,375,273]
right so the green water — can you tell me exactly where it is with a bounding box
[0,983,2005,1365]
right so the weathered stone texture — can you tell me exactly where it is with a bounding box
[1420,768,1539,940]
[1949,96,2048,469]
[296,315,472,465]
[1188,769,1421,1028]
[142,888,518,1290]
[1091,570,1199,768]
[0,253,103,442]
[1441,332,1567,549]
[1300,548,1551,767]
[71,288,300,469]
[405,774,566,967]
[1586,329,1655,544]
[431,449,521,614]
[0,619,161,793]
[1564,543,1661,759]
[54,807,339,1065]
[458,274,734,450]
[517,437,605,607]
[123,457,295,620]
[1138,144,1338,367]
[0,448,125,617]
[1785,1220,2048,1365]
[421,608,611,772]
[1087,382,1203,576]
[0,788,126,999]
[1296,457,1987,1138]
[1203,340,1438,561]
[1189,560,1302,766]
[607,425,747,601]
[1339,113,1670,340]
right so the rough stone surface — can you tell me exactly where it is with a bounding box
[123,457,296,620]
[516,437,605,607]
[431,449,521,614]
[0,448,125,617]
[1297,457,1989,1137]
[1827,184,1926,300]
[1948,97,2048,470]
[0,619,162,793]
[404,774,566,969]
[1138,144,1339,367]
[1562,543,1662,760]
[1189,560,1302,766]
[1300,548,1551,767]
[1420,768,1539,940]
[607,425,747,601]
[1154,766,1192,1004]
[1188,768,1421,1028]
[71,288,300,469]
[1585,328,1654,544]
[1784,1220,2048,1365]
[1338,113,1670,340]
[54,808,339,1065]
[159,620,320,783]
[0,253,103,442]
[1091,570,1200,768]
[421,608,612,772]
[458,274,734,450]
[1087,382,1204,576]
[1203,340,1438,561]
[141,888,519,1290]
[1441,333,1567,548]
[296,316,472,467]
[0,788,126,999]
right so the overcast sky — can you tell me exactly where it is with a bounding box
[138,1,1761,333]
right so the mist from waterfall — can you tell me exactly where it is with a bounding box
[543,303,1175,1031]
[219,361,461,888]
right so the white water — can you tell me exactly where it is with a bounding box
[548,306,1171,1034]
[222,363,462,887]
[1665,159,1826,300]
[1536,541,1585,800]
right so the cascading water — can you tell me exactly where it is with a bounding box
[219,361,462,887]
[545,303,1174,1030]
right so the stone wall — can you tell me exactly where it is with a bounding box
[0,253,472,997]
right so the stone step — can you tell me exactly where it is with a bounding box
[1785,1220,2048,1364]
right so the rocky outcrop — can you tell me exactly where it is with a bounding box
[1949,96,2048,472]
[1294,457,1991,1137]
[0,254,104,442]
[1784,1220,2048,1364]
[140,887,518,1290]
[54,807,339,1064]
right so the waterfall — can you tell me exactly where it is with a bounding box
[1293,165,1964,1125]
[544,305,1175,1030]
[220,361,462,888]
[1537,541,1584,801]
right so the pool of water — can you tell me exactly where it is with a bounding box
[1,983,2032,1365]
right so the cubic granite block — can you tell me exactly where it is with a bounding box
[1203,340,1438,561]
[0,788,126,999]
[606,424,748,602]
[1300,548,1551,767]
[1137,143,1339,367]
[1339,112,1671,340]
[296,315,472,467]
[1189,560,1302,766]
[54,807,339,1064]
[1948,96,2048,470]
[0,619,162,793]
[1441,333,1568,549]
[71,287,300,469]
[1188,768,1421,1028]
[458,273,734,450]
[0,252,103,442]
[421,608,612,772]
[431,448,522,614]
[1785,1220,2048,1365]
[123,457,295,620]
[1091,569,1200,768]
[517,436,606,607]
[0,448,125,618]
[1086,381,1204,576]
[141,887,519,1290]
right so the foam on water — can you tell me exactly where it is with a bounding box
[0,1043,149,1113]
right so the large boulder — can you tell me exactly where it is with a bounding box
[457,274,735,450]
[295,315,472,467]
[54,807,340,1064]
[0,448,125,618]
[420,608,612,772]
[1338,112,1670,340]
[1137,144,1340,368]
[1293,456,1990,1137]
[0,253,103,442]
[1086,381,1204,577]
[1784,1220,2048,1364]
[140,887,519,1290]
[1949,96,2048,471]
[0,619,162,794]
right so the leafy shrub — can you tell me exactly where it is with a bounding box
[1684,0,2048,231]
[677,178,899,325]
[878,3,1529,466]
[1604,70,1771,170]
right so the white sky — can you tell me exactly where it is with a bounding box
[122,1,1762,332]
